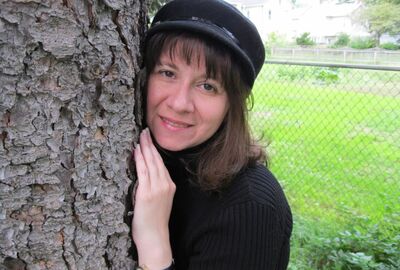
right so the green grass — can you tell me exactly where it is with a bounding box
[249,64,400,268]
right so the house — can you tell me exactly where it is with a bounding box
[226,0,294,40]
[289,0,369,44]
[225,0,370,45]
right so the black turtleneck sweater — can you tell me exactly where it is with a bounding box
[162,150,293,270]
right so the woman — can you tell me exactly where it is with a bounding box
[132,1,292,269]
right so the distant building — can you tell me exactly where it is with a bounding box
[226,0,370,45]
[227,0,294,41]
[380,33,400,45]
[290,0,369,44]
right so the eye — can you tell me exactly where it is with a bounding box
[198,80,222,94]
[202,83,215,92]
[159,70,175,78]
[199,78,225,94]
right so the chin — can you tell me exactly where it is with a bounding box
[160,143,187,152]
[156,138,189,152]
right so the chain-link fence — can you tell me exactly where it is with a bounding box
[249,61,399,264]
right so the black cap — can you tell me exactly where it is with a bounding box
[145,0,265,88]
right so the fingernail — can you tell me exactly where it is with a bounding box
[147,129,152,141]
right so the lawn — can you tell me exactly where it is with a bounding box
[249,64,400,269]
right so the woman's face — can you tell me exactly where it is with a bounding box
[146,48,229,151]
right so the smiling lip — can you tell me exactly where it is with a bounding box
[160,116,193,129]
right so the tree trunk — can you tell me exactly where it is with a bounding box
[0,0,147,269]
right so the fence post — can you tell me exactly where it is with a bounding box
[344,50,347,63]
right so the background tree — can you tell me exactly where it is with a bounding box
[264,32,289,55]
[332,33,350,48]
[149,0,171,17]
[359,0,400,43]
[0,0,148,269]
[296,32,315,46]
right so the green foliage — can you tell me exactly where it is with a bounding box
[315,68,339,83]
[364,0,400,4]
[276,65,314,81]
[296,32,315,46]
[359,1,400,39]
[149,0,170,17]
[380,42,400,50]
[275,66,339,84]
[324,228,400,268]
[332,33,351,48]
[290,213,400,269]
[264,32,289,55]
[349,37,377,49]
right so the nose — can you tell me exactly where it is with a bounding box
[167,82,195,113]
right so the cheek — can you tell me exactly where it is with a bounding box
[145,90,157,126]
[146,82,161,116]
[206,98,229,127]
[218,107,229,127]
[218,95,230,119]
[146,92,154,115]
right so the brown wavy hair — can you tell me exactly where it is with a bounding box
[144,31,266,191]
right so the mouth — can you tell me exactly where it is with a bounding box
[160,116,193,129]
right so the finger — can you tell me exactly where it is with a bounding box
[140,128,158,168]
[139,129,153,165]
[146,129,165,165]
[134,144,150,188]
[140,129,160,184]
[145,129,173,183]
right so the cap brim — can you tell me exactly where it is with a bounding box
[145,20,256,86]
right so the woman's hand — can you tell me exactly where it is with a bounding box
[132,128,176,269]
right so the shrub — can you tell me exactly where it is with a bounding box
[296,32,315,46]
[264,32,289,55]
[333,33,350,48]
[349,37,377,49]
[320,225,400,269]
[276,66,314,81]
[315,68,339,84]
[276,66,340,84]
[380,42,400,50]
[290,213,400,269]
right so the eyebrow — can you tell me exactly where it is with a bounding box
[156,58,178,70]
[156,55,222,85]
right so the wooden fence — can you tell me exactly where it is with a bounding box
[270,47,400,66]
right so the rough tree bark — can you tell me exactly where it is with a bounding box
[0,0,148,269]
